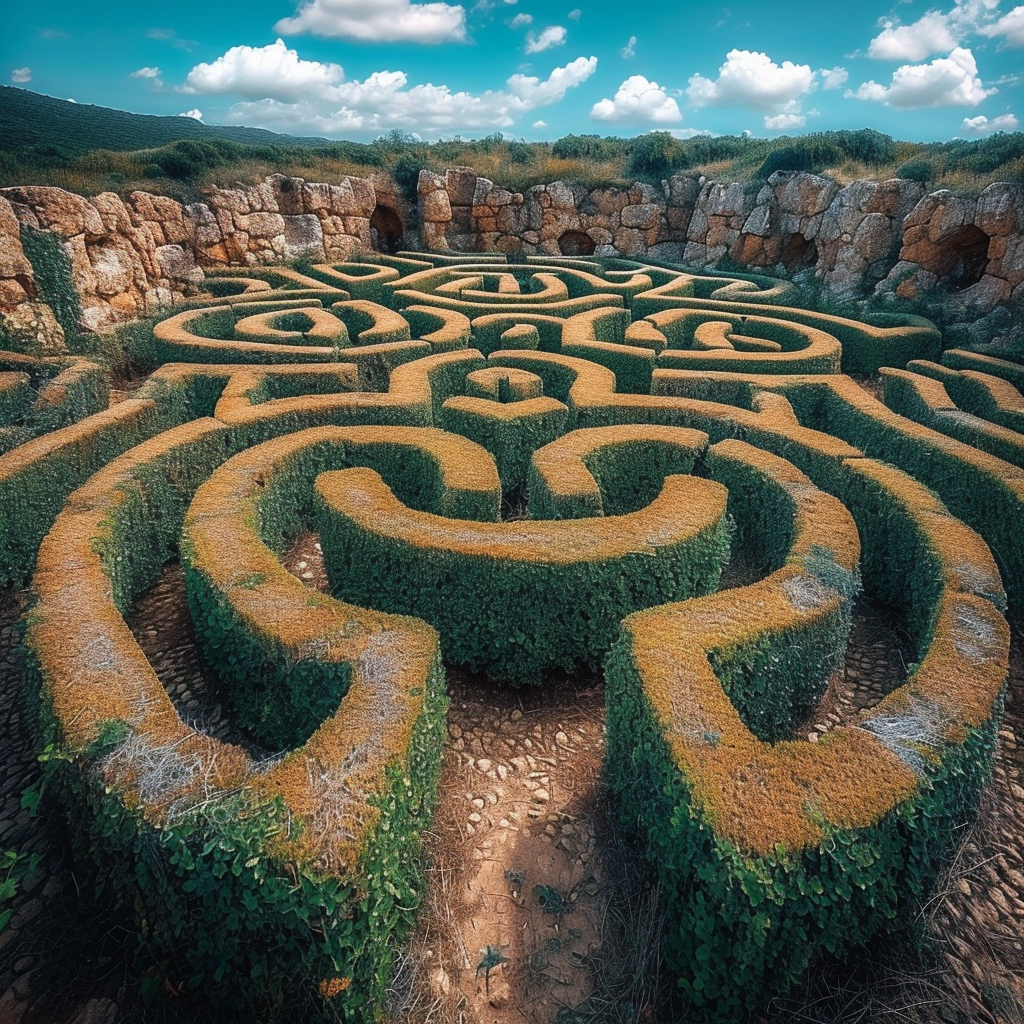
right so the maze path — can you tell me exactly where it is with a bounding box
[0,254,1020,1024]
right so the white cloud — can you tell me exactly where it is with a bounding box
[183,39,343,99]
[131,66,163,86]
[621,35,636,59]
[275,0,467,43]
[960,112,1020,133]
[525,25,566,53]
[765,112,806,130]
[509,12,531,27]
[506,55,596,103]
[67,97,76,102]
[590,75,682,123]
[10,68,31,83]
[567,8,581,19]
[820,66,848,90]
[850,47,993,107]
[978,5,1024,46]
[687,50,815,112]
[223,54,597,134]
[179,108,204,120]
[532,119,547,127]
[867,12,958,61]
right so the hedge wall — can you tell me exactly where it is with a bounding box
[28,417,450,1020]
[605,438,1007,1020]
[317,464,731,683]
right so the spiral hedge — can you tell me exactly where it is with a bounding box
[1,251,1019,1022]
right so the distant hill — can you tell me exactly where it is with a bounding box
[0,86,333,152]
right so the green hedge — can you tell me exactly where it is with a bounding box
[907,360,1024,434]
[317,466,731,683]
[28,419,448,1020]
[0,400,166,585]
[441,395,569,492]
[604,446,1004,1021]
[0,371,32,426]
[604,672,998,1021]
[183,431,496,748]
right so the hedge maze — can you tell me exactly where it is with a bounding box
[1,251,1020,1022]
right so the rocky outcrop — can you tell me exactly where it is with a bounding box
[0,173,412,341]
[420,168,1024,318]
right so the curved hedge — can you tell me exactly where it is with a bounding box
[28,419,450,1021]
[605,442,1007,1021]
[4,250,1020,1021]
[317,460,731,682]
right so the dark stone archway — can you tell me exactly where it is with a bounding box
[558,230,596,256]
[370,205,404,254]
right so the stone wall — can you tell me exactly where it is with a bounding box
[0,166,1021,355]
[420,166,1024,317]
[0,172,414,350]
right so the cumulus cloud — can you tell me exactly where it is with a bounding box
[183,39,343,99]
[687,50,815,112]
[850,47,993,107]
[765,112,806,130]
[10,68,31,83]
[509,12,531,27]
[274,0,467,43]
[525,25,566,53]
[179,108,204,120]
[867,11,958,61]
[960,112,1020,133]
[219,54,597,134]
[864,0,1011,59]
[820,66,848,90]
[507,55,596,103]
[567,8,581,19]
[532,119,547,127]
[590,75,682,123]
[978,5,1024,46]
[621,35,636,59]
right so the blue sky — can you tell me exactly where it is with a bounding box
[4,0,1023,142]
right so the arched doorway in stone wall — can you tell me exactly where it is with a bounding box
[370,205,404,254]
[558,231,596,257]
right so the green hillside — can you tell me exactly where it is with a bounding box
[0,86,332,152]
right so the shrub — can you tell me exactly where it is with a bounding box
[895,158,935,184]
[627,132,684,181]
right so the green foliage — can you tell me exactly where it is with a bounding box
[0,849,41,932]
[318,463,732,683]
[895,158,936,184]
[19,224,82,340]
[626,132,684,181]
[757,138,844,178]
[552,134,630,162]
[392,153,424,204]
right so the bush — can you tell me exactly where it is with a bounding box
[392,152,424,204]
[627,132,684,181]
[757,139,844,178]
[895,158,935,184]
